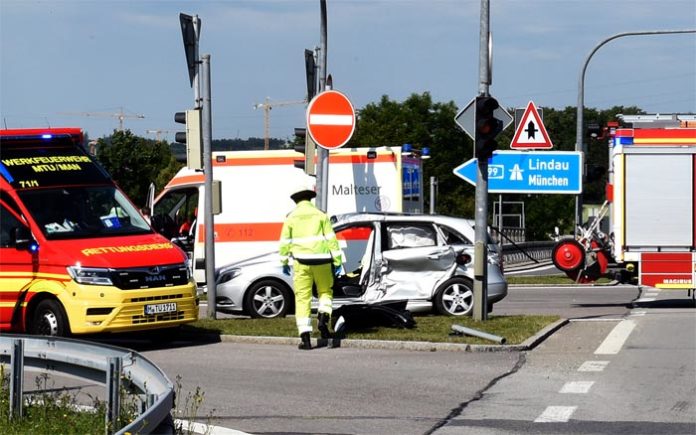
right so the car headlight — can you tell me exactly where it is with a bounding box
[67,266,113,286]
[217,268,241,285]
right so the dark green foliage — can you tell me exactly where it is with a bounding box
[349,92,475,217]
[92,102,645,240]
[96,130,182,207]
[346,94,645,238]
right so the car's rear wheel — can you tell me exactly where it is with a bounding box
[30,299,71,337]
[433,277,474,316]
[244,280,292,318]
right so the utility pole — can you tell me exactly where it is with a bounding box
[315,0,329,211]
[472,0,492,321]
[253,98,307,150]
[574,28,696,235]
[201,54,216,320]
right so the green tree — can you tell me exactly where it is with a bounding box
[345,95,646,240]
[96,130,182,207]
[349,92,476,217]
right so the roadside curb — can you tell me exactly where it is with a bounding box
[509,281,620,288]
[216,318,569,352]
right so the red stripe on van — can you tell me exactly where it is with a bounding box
[199,222,284,242]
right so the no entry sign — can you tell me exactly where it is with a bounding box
[306,90,356,150]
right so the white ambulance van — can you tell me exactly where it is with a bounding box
[152,147,424,285]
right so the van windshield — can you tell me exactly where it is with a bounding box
[18,186,151,240]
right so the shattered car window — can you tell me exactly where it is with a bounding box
[438,225,472,245]
[386,224,437,249]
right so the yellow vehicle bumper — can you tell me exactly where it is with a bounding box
[62,280,199,334]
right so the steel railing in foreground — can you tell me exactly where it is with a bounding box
[0,334,174,434]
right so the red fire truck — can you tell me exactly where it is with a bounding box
[553,114,696,300]
[0,128,199,336]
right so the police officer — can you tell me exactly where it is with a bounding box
[279,180,344,350]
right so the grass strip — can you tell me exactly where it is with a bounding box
[186,314,560,346]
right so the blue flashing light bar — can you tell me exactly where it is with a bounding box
[615,136,634,146]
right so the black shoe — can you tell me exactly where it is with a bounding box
[317,312,332,339]
[298,332,312,350]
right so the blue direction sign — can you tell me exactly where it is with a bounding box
[453,151,583,194]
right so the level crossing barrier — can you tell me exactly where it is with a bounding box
[0,334,174,434]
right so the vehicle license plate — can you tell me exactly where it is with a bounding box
[144,302,177,315]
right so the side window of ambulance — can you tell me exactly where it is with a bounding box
[152,188,198,239]
[0,205,24,248]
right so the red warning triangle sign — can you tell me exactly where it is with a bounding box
[510,101,553,149]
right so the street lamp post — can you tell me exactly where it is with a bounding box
[575,29,696,234]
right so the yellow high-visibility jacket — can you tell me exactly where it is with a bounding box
[279,200,343,267]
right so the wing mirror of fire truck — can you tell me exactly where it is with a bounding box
[14,227,39,253]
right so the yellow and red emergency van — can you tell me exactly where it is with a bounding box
[0,128,198,336]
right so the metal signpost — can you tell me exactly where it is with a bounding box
[453,0,513,321]
[179,13,216,318]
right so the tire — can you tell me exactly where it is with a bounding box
[433,277,474,317]
[30,299,71,337]
[243,280,292,319]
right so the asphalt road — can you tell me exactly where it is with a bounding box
[91,282,694,434]
[132,286,696,434]
[434,290,696,435]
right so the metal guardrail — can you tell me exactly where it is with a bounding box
[0,334,174,434]
[502,241,555,266]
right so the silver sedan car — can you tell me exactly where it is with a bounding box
[214,213,507,318]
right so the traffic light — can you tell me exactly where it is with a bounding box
[475,96,503,159]
[293,127,316,175]
[174,109,202,170]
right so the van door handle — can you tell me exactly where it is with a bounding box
[428,253,443,259]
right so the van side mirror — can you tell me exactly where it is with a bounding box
[14,227,39,252]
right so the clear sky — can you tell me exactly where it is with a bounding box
[1,0,695,143]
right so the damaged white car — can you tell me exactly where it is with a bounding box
[213,213,507,318]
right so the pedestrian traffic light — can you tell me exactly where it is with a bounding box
[175,109,202,170]
[475,96,503,159]
[293,127,316,175]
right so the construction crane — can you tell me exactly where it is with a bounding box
[60,107,145,132]
[146,129,173,142]
[253,97,306,150]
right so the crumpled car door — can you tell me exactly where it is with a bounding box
[379,245,456,302]
[370,222,457,302]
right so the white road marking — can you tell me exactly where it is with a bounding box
[309,114,354,125]
[594,319,636,355]
[559,381,595,394]
[534,406,577,423]
[630,310,647,317]
[634,297,656,303]
[176,419,251,435]
[578,360,610,372]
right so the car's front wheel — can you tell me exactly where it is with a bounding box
[433,277,474,316]
[30,299,71,336]
[244,280,292,318]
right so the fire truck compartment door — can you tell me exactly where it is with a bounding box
[625,154,693,247]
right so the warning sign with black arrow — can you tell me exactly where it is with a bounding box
[510,101,553,149]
